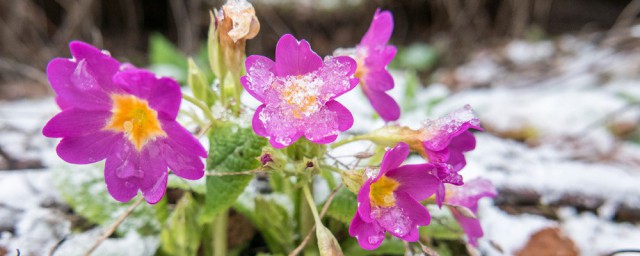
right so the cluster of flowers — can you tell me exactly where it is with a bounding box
[42,3,496,251]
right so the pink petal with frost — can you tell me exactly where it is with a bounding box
[159,121,206,179]
[317,56,358,101]
[242,55,276,103]
[43,109,110,138]
[251,105,269,137]
[360,9,393,48]
[363,88,400,122]
[386,164,440,201]
[302,101,353,144]
[275,34,323,76]
[56,130,120,164]
[349,212,385,250]
[257,104,304,148]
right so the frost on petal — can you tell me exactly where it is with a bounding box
[303,107,339,144]
[421,105,481,151]
[349,212,386,250]
[371,206,412,238]
[317,56,357,101]
[259,104,303,147]
[243,55,276,102]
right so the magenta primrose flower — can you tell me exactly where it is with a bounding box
[242,34,359,148]
[354,9,400,122]
[444,178,497,246]
[349,142,446,250]
[43,41,207,204]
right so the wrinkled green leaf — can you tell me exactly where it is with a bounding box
[199,123,267,223]
[158,193,202,256]
[421,207,464,240]
[54,166,160,235]
[325,187,357,225]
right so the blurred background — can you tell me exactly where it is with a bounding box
[2,0,640,255]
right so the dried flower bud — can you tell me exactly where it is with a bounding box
[260,153,273,165]
[316,224,344,256]
[222,0,260,42]
[340,169,365,193]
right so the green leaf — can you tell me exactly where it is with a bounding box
[254,195,296,253]
[149,33,187,69]
[199,123,267,223]
[166,175,206,194]
[421,207,464,240]
[158,193,202,256]
[325,187,357,225]
[54,165,160,236]
[148,33,188,83]
[403,70,419,112]
[392,43,438,71]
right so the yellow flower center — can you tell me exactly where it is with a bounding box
[369,175,399,207]
[104,94,166,151]
[279,75,320,119]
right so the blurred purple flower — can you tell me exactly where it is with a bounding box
[43,41,207,204]
[349,142,443,250]
[444,178,497,246]
[355,9,400,122]
[241,34,358,148]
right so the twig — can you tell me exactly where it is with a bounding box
[607,249,640,256]
[324,153,351,170]
[84,196,144,256]
[206,169,263,176]
[288,183,344,256]
[48,235,68,256]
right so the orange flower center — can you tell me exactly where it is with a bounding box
[369,175,399,207]
[279,75,320,118]
[105,94,166,151]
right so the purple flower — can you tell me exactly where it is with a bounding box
[43,41,207,204]
[355,9,400,122]
[242,34,358,148]
[349,142,443,250]
[444,178,497,247]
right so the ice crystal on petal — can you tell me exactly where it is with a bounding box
[365,167,380,179]
[421,104,479,149]
[371,206,411,237]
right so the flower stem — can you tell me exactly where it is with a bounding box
[182,94,217,124]
[213,210,228,256]
[302,185,322,224]
[331,135,371,149]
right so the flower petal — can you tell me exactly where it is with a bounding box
[69,41,121,92]
[317,56,358,101]
[252,104,269,137]
[47,58,112,111]
[242,55,276,102]
[378,142,409,176]
[363,88,400,122]
[385,164,440,201]
[140,144,169,204]
[275,34,323,76]
[446,130,477,171]
[451,209,483,247]
[43,109,111,138]
[113,69,182,120]
[444,179,497,246]
[364,69,394,91]
[349,212,385,250]
[360,9,394,48]
[161,120,206,179]
[394,191,431,227]
[56,130,120,164]
[356,179,373,223]
[104,152,140,203]
[258,104,304,148]
[302,101,352,144]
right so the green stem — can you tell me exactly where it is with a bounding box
[213,210,228,256]
[302,185,321,224]
[183,94,216,123]
[320,164,346,175]
[330,135,371,149]
[298,185,316,255]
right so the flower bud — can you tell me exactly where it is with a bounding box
[340,169,365,194]
[316,224,344,256]
[215,0,260,77]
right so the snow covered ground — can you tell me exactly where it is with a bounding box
[2,30,640,255]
